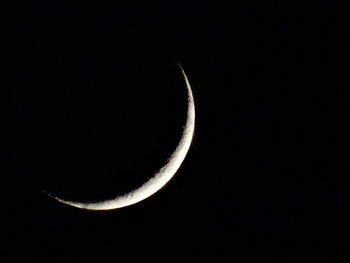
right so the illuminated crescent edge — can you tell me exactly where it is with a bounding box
[45,65,195,210]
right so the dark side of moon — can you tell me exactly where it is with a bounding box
[10,37,189,205]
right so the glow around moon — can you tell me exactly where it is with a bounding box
[45,65,195,211]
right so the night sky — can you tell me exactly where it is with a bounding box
[3,1,349,260]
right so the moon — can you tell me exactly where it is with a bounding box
[44,65,195,211]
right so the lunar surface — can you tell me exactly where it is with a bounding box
[45,65,195,210]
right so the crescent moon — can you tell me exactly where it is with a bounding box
[45,65,195,211]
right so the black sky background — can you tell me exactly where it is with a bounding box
[2,0,350,260]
